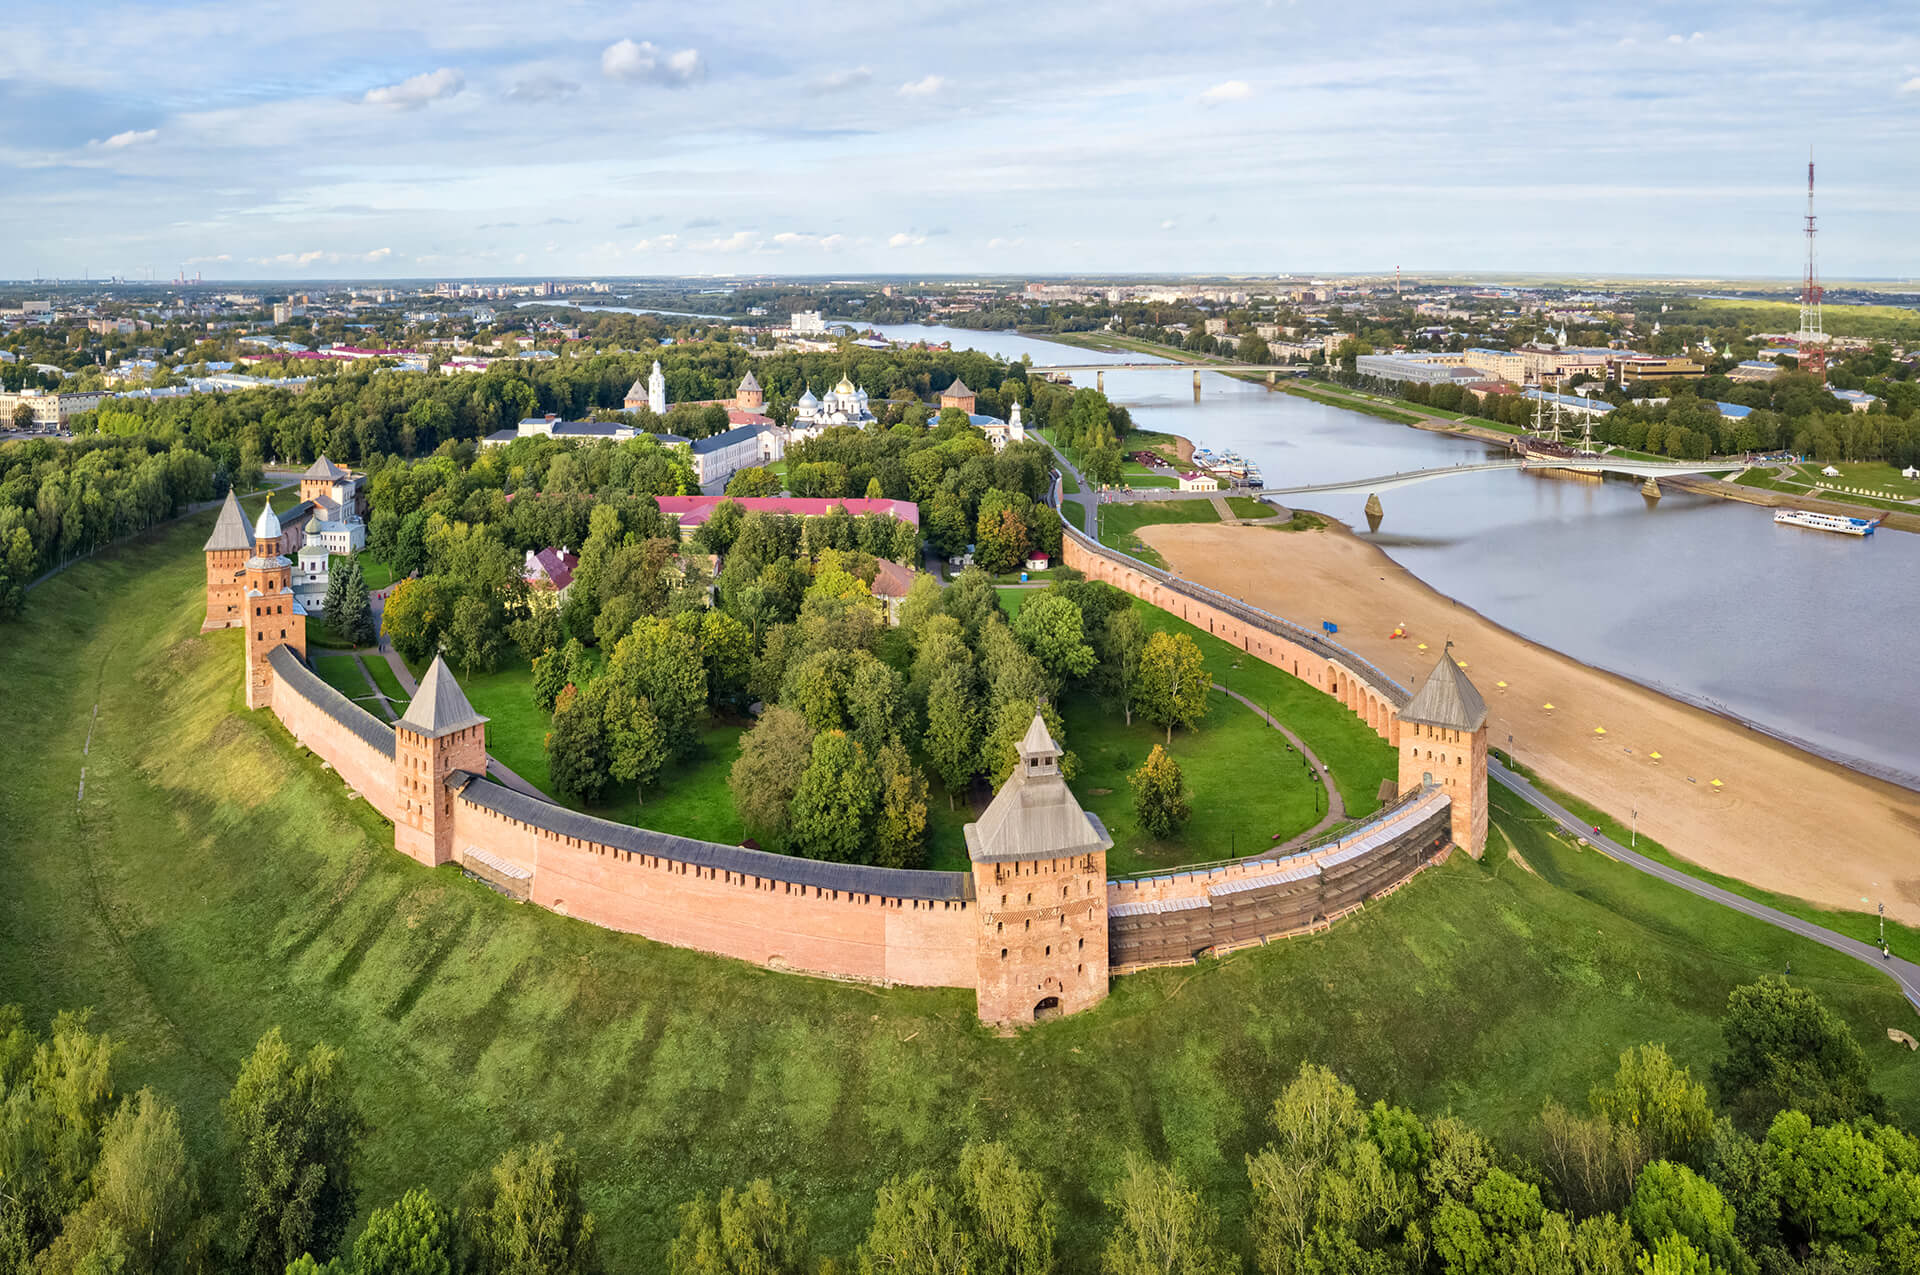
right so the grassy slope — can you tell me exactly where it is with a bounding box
[1225,497,1272,519]
[9,519,1920,1268]
[1097,500,1220,567]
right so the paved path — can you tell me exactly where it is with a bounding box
[1214,684,1347,850]
[1490,759,1920,1011]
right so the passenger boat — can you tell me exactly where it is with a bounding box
[1772,509,1879,536]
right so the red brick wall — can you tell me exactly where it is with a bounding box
[268,667,400,820]
[448,798,977,986]
[972,852,1108,1022]
[1062,534,1403,746]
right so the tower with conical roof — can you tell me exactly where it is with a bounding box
[202,488,254,630]
[242,500,305,710]
[938,376,976,415]
[964,714,1113,1024]
[392,654,490,867]
[735,369,764,412]
[1396,645,1488,855]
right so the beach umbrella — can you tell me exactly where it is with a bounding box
[1543,703,1555,711]
[1417,642,1428,651]
[1594,726,1607,735]
[1649,751,1662,762]
[1496,680,1508,689]
[1710,779,1723,788]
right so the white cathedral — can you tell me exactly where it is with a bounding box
[787,375,877,442]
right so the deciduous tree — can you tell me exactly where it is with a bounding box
[727,706,814,848]
[1129,746,1190,840]
[462,1136,597,1275]
[787,731,879,863]
[668,1180,810,1275]
[1099,1154,1236,1275]
[1136,631,1210,745]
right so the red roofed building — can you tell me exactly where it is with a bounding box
[656,495,920,532]
[523,547,579,596]
[870,558,916,625]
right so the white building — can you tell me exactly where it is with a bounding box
[788,375,877,441]
[690,423,784,487]
[648,359,667,415]
[791,311,827,335]
[1177,471,1219,492]
[977,401,1027,452]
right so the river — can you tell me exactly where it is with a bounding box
[867,323,1920,789]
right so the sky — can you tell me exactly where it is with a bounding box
[5,0,1920,283]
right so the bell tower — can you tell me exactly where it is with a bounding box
[964,715,1113,1025]
[242,500,305,710]
[392,655,490,867]
[1395,645,1489,855]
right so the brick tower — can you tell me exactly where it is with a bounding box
[1396,646,1488,855]
[964,715,1113,1025]
[242,500,305,710]
[202,490,253,630]
[734,370,764,413]
[392,655,489,868]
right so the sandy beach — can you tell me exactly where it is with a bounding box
[1139,518,1920,922]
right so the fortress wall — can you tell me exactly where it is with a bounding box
[265,648,401,821]
[447,781,977,988]
[1060,528,1405,745]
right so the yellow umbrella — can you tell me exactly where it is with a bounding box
[1542,702,1555,710]
[1417,642,1428,651]
[1649,751,1662,761]
[1710,779,1723,788]
[1496,680,1508,689]
[1594,726,1607,735]
[1457,661,1469,668]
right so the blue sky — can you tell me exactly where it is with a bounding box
[4,0,1919,281]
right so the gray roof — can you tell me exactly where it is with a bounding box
[397,655,489,738]
[203,489,252,551]
[1399,650,1488,732]
[737,370,761,392]
[690,422,771,455]
[964,714,1112,864]
[303,455,347,481]
[942,377,972,398]
[268,646,395,759]
[446,771,973,902]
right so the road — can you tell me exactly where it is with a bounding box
[1490,759,1920,1010]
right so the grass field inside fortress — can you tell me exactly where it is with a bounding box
[7,516,1920,1267]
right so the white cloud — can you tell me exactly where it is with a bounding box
[986,236,1025,250]
[249,247,395,266]
[509,75,579,103]
[1900,77,1920,94]
[898,75,945,97]
[1160,219,1176,231]
[1200,80,1251,102]
[91,128,158,150]
[1666,31,1704,44]
[602,39,705,86]
[362,67,464,110]
[810,67,872,94]
[696,230,758,253]
[888,232,926,248]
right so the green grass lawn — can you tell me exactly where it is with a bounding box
[1734,468,1914,514]
[1224,496,1272,519]
[1791,461,1920,500]
[1096,500,1220,567]
[1130,429,1187,462]
[355,556,397,591]
[1281,384,1423,426]
[304,615,359,650]
[311,652,378,703]
[361,656,410,711]
[1063,691,1321,875]
[1059,470,1080,496]
[1305,380,1470,421]
[13,515,1920,1269]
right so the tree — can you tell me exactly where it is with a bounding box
[32,1086,204,1275]
[223,1027,366,1275]
[727,706,814,848]
[955,1141,1057,1275]
[857,1171,972,1275]
[324,558,375,647]
[601,682,668,806]
[973,499,1029,575]
[787,731,880,863]
[897,572,945,640]
[873,742,930,870]
[462,1136,597,1275]
[508,593,565,663]
[1714,978,1879,1127]
[668,1180,809,1275]
[380,576,451,664]
[350,1187,454,1275]
[698,610,752,712]
[1136,631,1210,745]
[531,640,578,713]
[1099,1154,1236,1275]
[725,467,782,498]
[546,684,610,803]
[923,666,980,807]
[1095,608,1146,725]
[605,617,707,758]
[1593,1045,1714,1167]
[1130,746,1190,840]
[1011,594,1096,686]
[444,593,501,677]
[1628,1162,1745,1275]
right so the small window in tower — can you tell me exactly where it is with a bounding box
[1000,948,1008,960]
[1045,945,1051,956]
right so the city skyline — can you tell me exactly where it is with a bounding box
[6,0,1920,281]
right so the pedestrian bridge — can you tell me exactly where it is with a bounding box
[1031,361,1305,374]
[1261,455,1734,498]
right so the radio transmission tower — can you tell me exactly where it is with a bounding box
[1797,155,1826,379]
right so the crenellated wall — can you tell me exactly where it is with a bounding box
[266,646,401,822]
[1060,524,1408,746]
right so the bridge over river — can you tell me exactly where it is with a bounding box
[1261,455,1735,499]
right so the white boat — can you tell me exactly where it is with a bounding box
[1773,509,1879,536]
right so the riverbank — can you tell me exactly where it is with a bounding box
[1135,517,1920,924]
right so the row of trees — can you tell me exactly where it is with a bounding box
[9,972,1888,1273]
[0,436,222,620]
